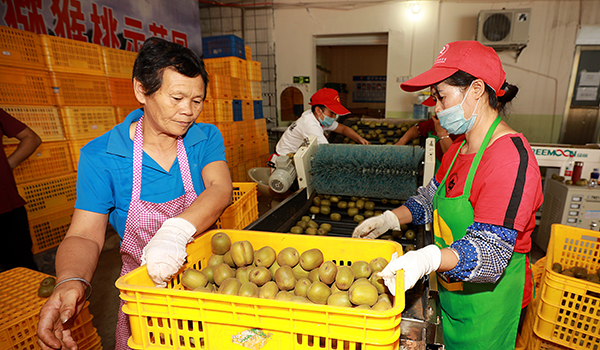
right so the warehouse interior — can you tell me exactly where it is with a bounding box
[2,0,600,349]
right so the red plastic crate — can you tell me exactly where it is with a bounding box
[0,67,54,106]
[108,77,138,106]
[4,141,73,184]
[0,26,46,69]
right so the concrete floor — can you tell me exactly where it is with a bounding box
[25,194,546,349]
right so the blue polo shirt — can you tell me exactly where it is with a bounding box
[75,108,227,238]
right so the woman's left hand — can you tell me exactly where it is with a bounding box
[142,217,197,287]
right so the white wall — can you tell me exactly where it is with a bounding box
[273,1,600,143]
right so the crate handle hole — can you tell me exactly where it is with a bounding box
[319,337,326,348]
[308,335,314,347]
[331,338,338,349]
[297,333,302,344]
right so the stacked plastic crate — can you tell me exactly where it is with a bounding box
[200,35,269,182]
[0,268,102,350]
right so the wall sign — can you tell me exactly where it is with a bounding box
[352,75,386,103]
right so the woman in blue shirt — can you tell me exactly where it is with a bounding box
[37,38,233,350]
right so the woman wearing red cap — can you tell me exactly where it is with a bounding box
[271,88,368,164]
[354,41,543,349]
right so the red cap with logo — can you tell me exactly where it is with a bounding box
[401,41,507,97]
[309,88,351,115]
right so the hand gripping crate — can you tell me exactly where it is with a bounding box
[0,67,55,106]
[60,106,116,140]
[40,35,106,76]
[0,105,65,145]
[116,230,405,350]
[28,207,74,254]
[102,46,137,78]
[0,26,46,69]
[534,224,600,349]
[50,73,111,106]
[4,141,74,184]
[215,183,257,229]
[17,172,78,220]
[0,268,99,350]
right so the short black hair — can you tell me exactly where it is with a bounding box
[132,37,209,98]
[438,71,518,115]
[311,104,326,114]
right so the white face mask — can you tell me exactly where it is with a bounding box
[436,82,479,135]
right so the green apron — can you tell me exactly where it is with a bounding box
[432,116,525,350]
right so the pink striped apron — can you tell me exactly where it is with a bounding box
[115,115,198,350]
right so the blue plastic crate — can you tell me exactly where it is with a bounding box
[232,99,243,121]
[202,35,246,59]
[253,100,264,119]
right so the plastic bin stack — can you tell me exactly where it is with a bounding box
[0,267,102,350]
[199,35,269,182]
[518,224,600,350]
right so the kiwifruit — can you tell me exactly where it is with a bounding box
[290,226,303,234]
[337,201,348,209]
[330,213,342,221]
[552,262,562,273]
[309,206,320,214]
[320,206,331,215]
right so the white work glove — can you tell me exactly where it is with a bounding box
[352,210,400,239]
[141,217,196,287]
[378,245,442,295]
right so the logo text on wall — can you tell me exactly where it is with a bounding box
[532,148,589,158]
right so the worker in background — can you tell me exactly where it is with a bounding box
[37,37,233,350]
[270,87,369,166]
[395,107,458,171]
[353,41,543,350]
[0,108,41,272]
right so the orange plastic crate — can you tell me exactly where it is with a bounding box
[229,77,242,100]
[40,35,105,76]
[60,106,116,140]
[207,74,231,99]
[244,45,252,60]
[28,207,74,254]
[17,172,77,219]
[68,138,94,170]
[255,118,267,137]
[204,57,247,78]
[197,99,233,123]
[247,60,261,81]
[0,105,64,145]
[249,80,262,100]
[241,80,251,100]
[212,122,236,146]
[224,144,236,166]
[51,72,111,106]
[102,46,137,78]
[116,229,405,350]
[115,105,142,124]
[4,141,73,184]
[0,268,98,350]
[108,77,138,106]
[238,120,256,141]
[241,99,253,121]
[0,26,46,69]
[0,66,54,106]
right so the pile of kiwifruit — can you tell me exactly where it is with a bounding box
[552,262,600,283]
[341,121,419,145]
[306,195,401,227]
[550,173,588,187]
[180,232,394,310]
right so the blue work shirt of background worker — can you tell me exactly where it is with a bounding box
[75,108,227,239]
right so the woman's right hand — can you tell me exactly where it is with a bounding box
[37,281,87,350]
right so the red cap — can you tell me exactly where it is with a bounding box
[309,88,350,115]
[401,41,506,97]
[422,96,436,107]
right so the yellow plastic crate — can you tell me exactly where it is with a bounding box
[115,106,142,124]
[0,268,97,350]
[4,141,73,184]
[0,105,65,145]
[534,224,600,349]
[102,46,137,78]
[17,172,77,219]
[520,296,569,350]
[60,106,116,140]
[0,66,55,106]
[50,72,111,106]
[40,35,106,76]
[204,57,247,78]
[247,60,262,81]
[250,80,262,100]
[216,182,258,229]
[68,138,94,171]
[0,26,46,69]
[207,74,231,99]
[28,207,74,254]
[116,229,405,350]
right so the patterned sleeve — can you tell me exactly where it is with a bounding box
[403,177,438,225]
[440,222,517,283]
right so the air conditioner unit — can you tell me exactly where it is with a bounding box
[477,9,531,47]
